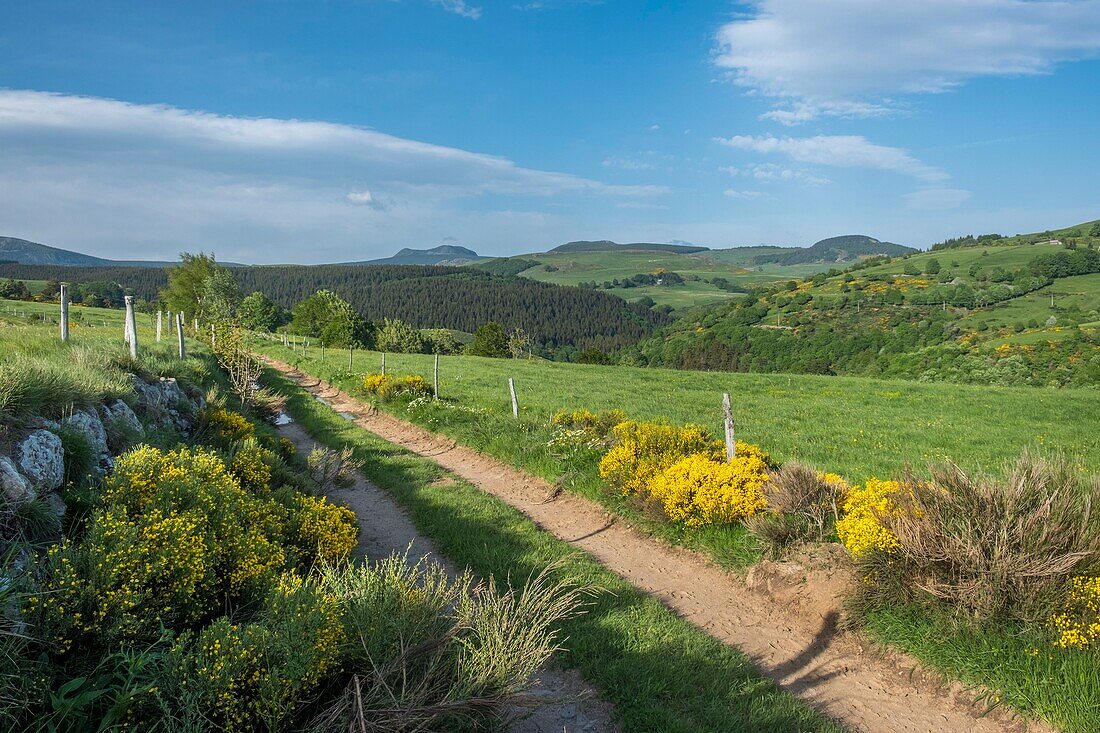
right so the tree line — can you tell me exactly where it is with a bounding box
[0,261,668,354]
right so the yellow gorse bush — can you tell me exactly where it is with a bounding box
[203,406,255,443]
[362,373,432,401]
[229,442,274,494]
[598,418,773,526]
[599,420,722,496]
[285,494,359,564]
[835,478,904,558]
[173,572,345,733]
[649,452,768,526]
[37,445,294,646]
[1051,576,1100,650]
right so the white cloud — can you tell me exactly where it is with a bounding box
[431,0,482,19]
[724,189,766,199]
[721,163,831,185]
[716,134,947,182]
[345,190,389,210]
[0,90,665,261]
[715,0,1100,121]
[602,157,656,171]
[904,188,973,210]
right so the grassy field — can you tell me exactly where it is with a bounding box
[959,273,1100,330]
[516,250,826,308]
[257,341,1100,482]
[269,369,846,733]
[261,342,1100,733]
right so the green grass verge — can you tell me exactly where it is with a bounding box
[253,341,1100,484]
[268,368,846,733]
[264,348,1100,732]
[861,606,1099,733]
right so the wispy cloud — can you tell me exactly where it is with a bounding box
[715,0,1100,122]
[715,134,948,182]
[721,163,831,186]
[431,0,482,19]
[0,90,664,261]
[724,189,766,199]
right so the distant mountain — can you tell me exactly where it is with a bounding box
[548,240,710,255]
[0,236,211,267]
[352,245,485,266]
[0,236,119,267]
[755,235,915,265]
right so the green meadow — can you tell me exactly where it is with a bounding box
[255,340,1100,484]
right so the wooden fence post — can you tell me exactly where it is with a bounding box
[508,378,519,418]
[176,313,186,359]
[124,296,138,359]
[722,392,736,461]
[321,342,325,363]
[433,353,439,400]
[59,283,69,342]
[156,311,163,342]
[381,352,386,375]
[210,323,216,348]
[348,346,354,370]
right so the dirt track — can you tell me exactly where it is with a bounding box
[276,418,618,733]
[268,357,1052,733]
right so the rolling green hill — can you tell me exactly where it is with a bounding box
[490,236,919,310]
[548,240,709,254]
[755,235,915,265]
[630,220,1100,386]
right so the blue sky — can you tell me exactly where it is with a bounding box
[1,0,1099,263]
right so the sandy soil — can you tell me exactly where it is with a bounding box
[268,357,1054,733]
[276,419,618,733]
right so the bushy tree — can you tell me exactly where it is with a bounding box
[238,291,281,332]
[422,328,461,355]
[201,267,241,323]
[375,318,424,353]
[291,290,369,347]
[469,322,509,358]
[161,252,220,320]
[925,258,942,275]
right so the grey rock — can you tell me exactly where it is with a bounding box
[130,376,196,432]
[101,399,145,442]
[45,492,67,518]
[0,457,34,505]
[15,430,64,492]
[61,409,109,466]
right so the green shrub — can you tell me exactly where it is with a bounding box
[167,573,343,733]
[312,557,590,732]
[853,453,1100,624]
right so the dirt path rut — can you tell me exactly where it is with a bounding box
[276,420,617,733]
[268,357,1052,733]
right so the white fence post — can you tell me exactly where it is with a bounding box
[124,296,138,359]
[176,313,186,359]
[508,377,519,418]
[722,392,736,461]
[59,283,69,342]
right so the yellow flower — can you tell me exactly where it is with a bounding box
[835,478,904,557]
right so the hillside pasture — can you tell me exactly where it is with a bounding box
[256,341,1100,483]
[517,249,827,308]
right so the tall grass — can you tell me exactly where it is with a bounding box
[0,325,207,424]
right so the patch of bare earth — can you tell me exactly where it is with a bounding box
[266,357,1055,733]
[276,420,618,733]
